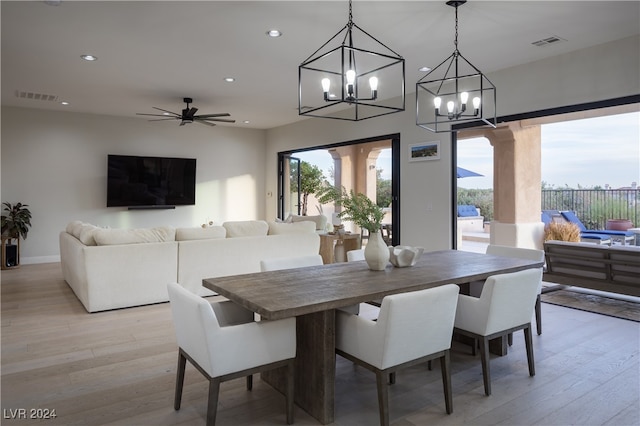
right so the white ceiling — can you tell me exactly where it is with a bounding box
[2,1,639,129]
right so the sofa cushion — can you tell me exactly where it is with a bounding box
[93,226,176,246]
[222,220,269,238]
[268,221,316,235]
[457,205,479,217]
[176,226,226,241]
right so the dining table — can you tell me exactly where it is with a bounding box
[202,249,543,425]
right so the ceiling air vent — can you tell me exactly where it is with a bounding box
[15,90,58,102]
[531,36,566,47]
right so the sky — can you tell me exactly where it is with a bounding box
[458,111,639,189]
[293,111,639,190]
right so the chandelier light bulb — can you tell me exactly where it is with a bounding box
[321,78,331,93]
[346,70,356,85]
[473,96,481,109]
[369,76,378,91]
[460,92,469,104]
[434,97,442,109]
[447,101,455,114]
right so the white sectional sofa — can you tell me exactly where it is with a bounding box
[60,220,320,313]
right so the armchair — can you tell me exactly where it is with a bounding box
[454,268,541,396]
[336,284,460,426]
[167,282,296,425]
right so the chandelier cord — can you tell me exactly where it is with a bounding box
[454,3,459,53]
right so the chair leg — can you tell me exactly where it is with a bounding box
[286,360,295,425]
[535,295,542,335]
[427,360,432,371]
[507,333,513,346]
[207,378,221,426]
[388,372,395,385]
[471,338,477,356]
[174,351,187,410]
[440,351,453,414]
[524,325,536,377]
[479,337,491,396]
[246,375,253,391]
[375,370,390,426]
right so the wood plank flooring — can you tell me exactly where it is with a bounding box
[1,263,638,425]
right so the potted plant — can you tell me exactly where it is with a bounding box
[317,186,388,270]
[1,202,32,269]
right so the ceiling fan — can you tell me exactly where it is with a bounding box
[136,97,235,127]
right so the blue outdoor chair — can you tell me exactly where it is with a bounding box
[560,211,634,245]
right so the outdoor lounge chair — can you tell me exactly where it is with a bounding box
[560,211,634,245]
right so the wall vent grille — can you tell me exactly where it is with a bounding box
[15,90,59,102]
[532,36,566,47]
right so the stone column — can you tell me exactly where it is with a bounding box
[484,122,545,249]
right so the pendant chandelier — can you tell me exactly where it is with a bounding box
[416,0,496,133]
[298,0,405,121]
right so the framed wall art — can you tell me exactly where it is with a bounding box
[409,141,440,162]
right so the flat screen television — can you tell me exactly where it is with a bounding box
[107,155,196,207]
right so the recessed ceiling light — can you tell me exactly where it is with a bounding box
[60,101,69,105]
[81,54,98,61]
[419,66,431,72]
[224,77,235,83]
[266,29,282,38]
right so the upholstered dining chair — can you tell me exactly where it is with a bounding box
[485,244,545,335]
[454,268,541,396]
[346,248,365,262]
[259,254,324,272]
[166,282,296,425]
[336,284,460,426]
[261,255,360,315]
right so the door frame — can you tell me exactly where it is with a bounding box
[277,133,401,246]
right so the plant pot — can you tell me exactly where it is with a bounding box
[364,230,390,271]
[606,219,633,231]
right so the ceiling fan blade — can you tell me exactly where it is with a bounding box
[136,113,178,117]
[186,107,198,118]
[152,107,179,115]
[147,118,178,122]
[196,120,217,127]
[199,118,236,123]
[195,113,231,118]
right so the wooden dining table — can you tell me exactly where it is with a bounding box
[203,249,543,425]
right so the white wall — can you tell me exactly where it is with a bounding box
[265,35,640,250]
[1,107,267,263]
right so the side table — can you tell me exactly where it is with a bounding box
[318,233,361,264]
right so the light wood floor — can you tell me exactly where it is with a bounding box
[1,263,638,426]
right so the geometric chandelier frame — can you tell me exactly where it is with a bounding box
[299,0,405,121]
[416,0,496,133]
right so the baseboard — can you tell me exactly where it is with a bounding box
[21,255,61,265]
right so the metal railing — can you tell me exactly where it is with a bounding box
[541,189,639,230]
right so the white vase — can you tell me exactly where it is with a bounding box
[364,229,390,270]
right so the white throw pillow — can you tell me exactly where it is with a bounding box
[93,226,176,245]
[176,226,226,241]
[78,224,99,246]
[268,221,316,235]
[222,220,269,238]
[66,220,84,237]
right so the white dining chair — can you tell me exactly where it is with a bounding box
[259,254,324,271]
[486,244,545,335]
[167,282,296,425]
[346,248,365,262]
[261,255,360,315]
[454,268,541,396]
[336,284,460,426]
